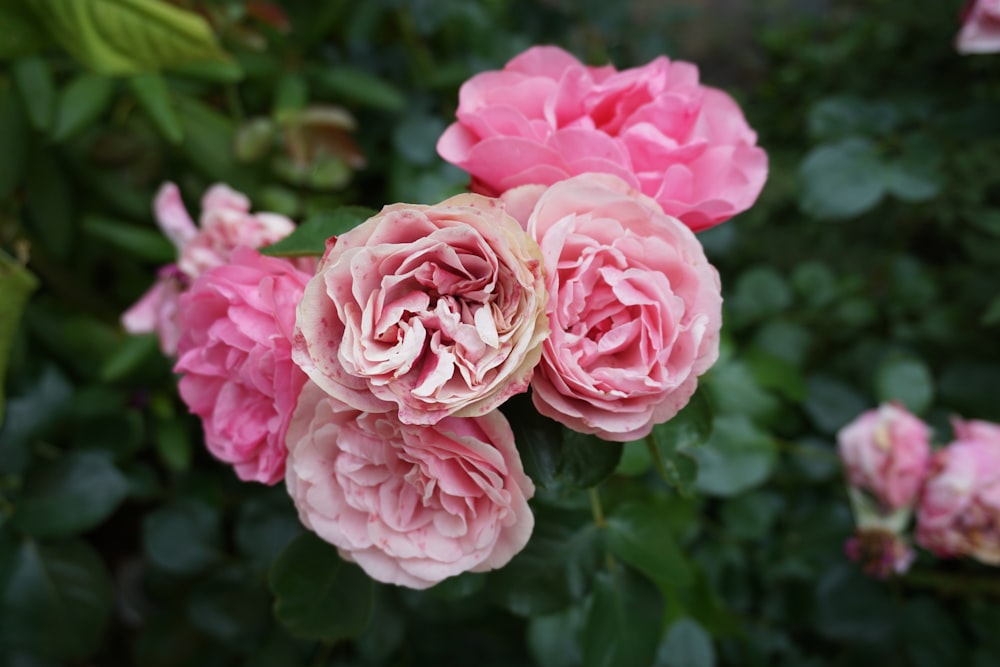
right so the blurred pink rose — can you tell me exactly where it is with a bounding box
[285,382,535,589]
[957,0,1000,54]
[844,528,915,579]
[293,193,548,426]
[952,416,1000,444]
[174,247,312,485]
[437,45,768,232]
[837,403,931,511]
[917,435,1000,565]
[501,173,722,441]
[122,182,299,354]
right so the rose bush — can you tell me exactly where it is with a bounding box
[437,45,768,232]
[173,247,313,485]
[122,182,299,354]
[836,403,931,511]
[501,173,722,441]
[956,0,1000,54]
[284,382,535,589]
[917,434,1000,565]
[293,194,548,426]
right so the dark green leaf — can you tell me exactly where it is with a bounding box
[98,332,158,383]
[174,95,249,186]
[272,73,309,119]
[527,607,585,667]
[11,56,55,132]
[268,532,373,641]
[559,429,623,489]
[0,364,72,476]
[885,134,942,203]
[24,150,74,259]
[312,66,405,111]
[234,491,303,573]
[82,215,175,263]
[260,206,376,257]
[692,414,776,497]
[185,566,270,643]
[393,113,448,165]
[813,563,895,643]
[730,266,793,323]
[654,618,715,667]
[582,568,662,667]
[503,393,563,488]
[803,374,868,434]
[606,502,693,588]
[142,500,222,575]
[0,538,112,660]
[24,0,234,75]
[129,73,183,144]
[0,253,38,428]
[799,137,886,220]
[0,82,29,198]
[901,597,967,667]
[720,490,783,541]
[875,355,933,414]
[11,452,128,538]
[0,4,50,60]
[50,73,115,142]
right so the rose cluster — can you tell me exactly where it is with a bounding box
[837,404,1000,577]
[123,46,764,588]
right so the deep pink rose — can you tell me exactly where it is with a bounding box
[501,173,722,441]
[837,403,931,511]
[174,247,312,484]
[293,193,548,426]
[437,45,768,232]
[917,435,1000,565]
[285,382,535,589]
[122,182,299,354]
[957,0,1000,54]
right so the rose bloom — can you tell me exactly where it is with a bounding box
[437,45,767,232]
[952,415,1000,444]
[836,403,931,511]
[956,0,1000,54]
[293,193,548,426]
[174,247,312,485]
[917,433,1000,565]
[501,173,722,442]
[122,182,299,354]
[285,382,535,589]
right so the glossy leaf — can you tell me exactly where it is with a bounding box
[260,206,376,257]
[268,532,374,641]
[606,502,693,589]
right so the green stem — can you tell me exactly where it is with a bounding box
[645,434,673,483]
[588,487,606,529]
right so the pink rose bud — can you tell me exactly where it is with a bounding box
[285,382,535,589]
[956,0,1000,54]
[437,45,768,232]
[292,193,549,426]
[501,173,722,442]
[173,247,312,485]
[916,431,1000,565]
[844,528,915,579]
[122,182,301,355]
[837,403,931,511]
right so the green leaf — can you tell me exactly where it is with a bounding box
[582,568,662,667]
[11,56,55,132]
[559,429,624,489]
[654,618,715,667]
[813,563,895,643]
[0,3,50,60]
[803,374,868,434]
[82,215,175,263]
[312,66,405,111]
[799,137,886,220]
[730,266,793,324]
[174,95,250,185]
[901,597,967,667]
[606,502,693,588]
[142,500,222,575]
[185,566,270,644]
[0,364,72,476]
[527,607,585,667]
[11,452,128,539]
[268,532,374,642]
[50,72,115,142]
[128,73,183,144]
[875,355,934,415]
[885,134,943,203]
[0,82,29,198]
[234,490,303,573]
[0,538,112,660]
[626,393,712,493]
[720,490,783,541]
[23,0,234,75]
[0,253,38,428]
[692,414,777,497]
[260,206,376,257]
[24,149,74,259]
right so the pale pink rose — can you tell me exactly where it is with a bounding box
[500,173,722,441]
[293,193,549,426]
[174,247,312,484]
[837,404,931,511]
[917,436,1000,565]
[437,45,768,232]
[952,416,1000,444]
[285,382,535,589]
[956,0,1000,54]
[122,182,299,355]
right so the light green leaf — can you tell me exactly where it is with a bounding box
[268,532,373,641]
[260,206,376,257]
[23,0,234,75]
[799,137,886,220]
[51,72,116,142]
[11,56,55,132]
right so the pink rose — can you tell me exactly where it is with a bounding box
[501,173,722,441]
[837,404,931,511]
[293,193,548,426]
[285,382,535,589]
[844,528,915,579]
[952,416,1000,444]
[122,182,299,354]
[916,435,1000,565]
[437,45,768,232]
[174,247,312,484]
[956,0,1000,54]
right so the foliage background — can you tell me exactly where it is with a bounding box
[2,0,1000,665]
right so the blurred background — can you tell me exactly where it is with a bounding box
[2,0,1000,665]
